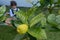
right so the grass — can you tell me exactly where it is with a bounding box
[0,25,17,40]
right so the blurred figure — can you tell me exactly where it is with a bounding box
[5,1,19,26]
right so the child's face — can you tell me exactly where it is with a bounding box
[12,5,16,9]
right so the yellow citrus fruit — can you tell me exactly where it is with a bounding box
[17,24,28,34]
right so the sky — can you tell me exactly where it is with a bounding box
[0,0,38,7]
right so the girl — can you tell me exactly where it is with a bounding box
[5,1,19,26]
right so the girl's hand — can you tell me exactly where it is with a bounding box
[5,18,13,26]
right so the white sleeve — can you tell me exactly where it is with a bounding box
[9,9,14,17]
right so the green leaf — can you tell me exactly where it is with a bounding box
[50,0,54,4]
[39,0,49,7]
[58,0,60,4]
[56,15,60,24]
[40,17,47,27]
[27,6,37,18]
[28,26,47,39]
[57,25,60,29]
[0,5,6,17]
[30,13,45,27]
[0,5,6,22]
[47,14,57,26]
[0,16,6,22]
[15,10,28,24]
[13,34,25,40]
[40,0,45,5]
